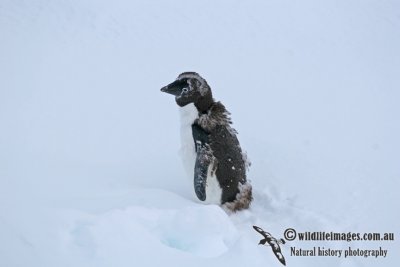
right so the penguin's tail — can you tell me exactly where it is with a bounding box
[222,182,253,213]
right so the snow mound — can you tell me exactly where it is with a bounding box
[65,203,237,259]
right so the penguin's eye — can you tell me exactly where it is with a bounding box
[182,87,189,93]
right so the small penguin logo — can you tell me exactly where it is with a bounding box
[253,225,286,266]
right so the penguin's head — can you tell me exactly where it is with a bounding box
[161,72,213,110]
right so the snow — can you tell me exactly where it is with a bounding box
[1,0,399,266]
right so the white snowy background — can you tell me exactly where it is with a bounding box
[1,0,399,266]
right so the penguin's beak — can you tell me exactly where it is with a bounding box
[160,80,184,96]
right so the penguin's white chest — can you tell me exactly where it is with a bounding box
[179,103,222,204]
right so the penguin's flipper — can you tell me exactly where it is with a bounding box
[192,124,211,201]
[194,149,209,201]
[192,123,209,148]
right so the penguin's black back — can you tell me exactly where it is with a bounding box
[193,100,247,204]
[209,124,246,203]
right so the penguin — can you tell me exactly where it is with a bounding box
[160,72,252,212]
